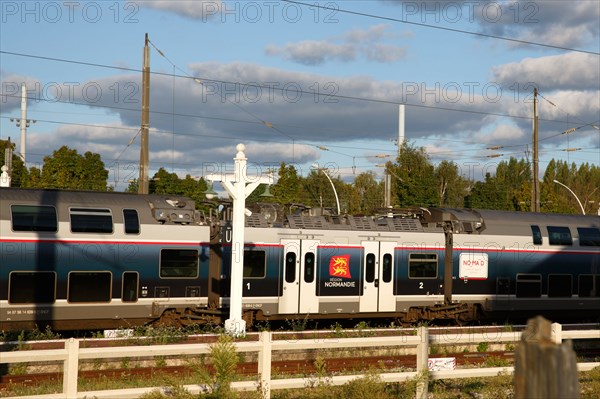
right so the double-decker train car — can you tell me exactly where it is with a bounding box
[0,188,212,330]
[1,187,599,331]
[233,208,600,325]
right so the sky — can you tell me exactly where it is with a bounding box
[1,0,599,191]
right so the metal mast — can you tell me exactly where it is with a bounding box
[531,88,540,212]
[138,33,150,194]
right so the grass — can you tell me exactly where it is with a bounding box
[3,366,600,398]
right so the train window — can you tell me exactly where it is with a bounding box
[382,254,393,283]
[9,271,56,304]
[244,250,266,278]
[548,274,572,297]
[531,225,542,245]
[408,253,438,279]
[304,252,315,283]
[578,275,600,297]
[516,273,542,298]
[285,252,296,283]
[122,272,139,302]
[365,253,376,283]
[123,209,140,234]
[11,205,57,232]
[68,272,111,302]
[578,227,600,246]
[70,208,113,233]
[160,249,199,278]
[547,226,572,246]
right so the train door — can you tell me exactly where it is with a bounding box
[298,240,319,313]
[359,241,395,312]
[378,242,395,312]
[279,239,299,314]
[279,239,320,314]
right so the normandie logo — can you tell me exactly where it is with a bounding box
[329,255,351,279]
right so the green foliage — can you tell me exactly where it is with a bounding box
[34,146,109,190]
[434,160,470,207]
[271,162,303,206]
[467,157,531,210]
[483,355,511,367]
[541,159,600,214]
[581,366,600,399]
[347,171,384,214]
[476,341,490,352]
[187,334,241,399]
[387,143,437,207]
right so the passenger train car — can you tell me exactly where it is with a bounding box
[0,188,212,330]
[1,187,599,331]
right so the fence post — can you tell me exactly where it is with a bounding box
[258,331,272,399]
[514,316,579,399]
[415,326,429,399]
[551,322,563,344]
[63,338,79,399]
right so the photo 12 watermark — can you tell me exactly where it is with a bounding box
[1,1,139,24]
[391,1,539,24]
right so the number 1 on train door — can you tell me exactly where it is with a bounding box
[278,239,300,314]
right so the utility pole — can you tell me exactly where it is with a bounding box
[531,88,540,212]
[138,33,150,194]
[398,104,405,158]
[10,84,35,166]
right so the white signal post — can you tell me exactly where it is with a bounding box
[206,144,273,336]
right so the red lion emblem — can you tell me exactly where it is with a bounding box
[329,255,351,278]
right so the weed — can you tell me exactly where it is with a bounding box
[483,355,511,368]
[155,356,167,368]
[329,322,346,338]
[354,321,375,337]
[120,357,131,369]
[476,341,490,352]
[285,316,309,332]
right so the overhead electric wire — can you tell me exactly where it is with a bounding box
[3,50,589,126]
[281,0,600,56]
[146,39,297,143]
[2,47,597,168]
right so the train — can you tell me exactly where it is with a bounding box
[1,187,599,331]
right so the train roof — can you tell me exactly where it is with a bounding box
[425,207,599,235]
[0,187,201,225]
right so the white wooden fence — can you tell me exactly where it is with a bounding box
[1,324,599,399]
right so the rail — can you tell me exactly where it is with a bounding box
[1,323,599,399]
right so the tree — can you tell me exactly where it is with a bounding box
[467,157,530,210]
[434,160,469,207]
[348,171,384,215]
[38,145,108,190]
[387,143,437,207]
[541,160,600,214]
[271,162,303,205]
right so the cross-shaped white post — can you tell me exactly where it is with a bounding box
[206,143,273,336]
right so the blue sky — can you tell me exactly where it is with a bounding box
[1,0,599,191]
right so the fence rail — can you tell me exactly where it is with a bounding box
[1,324,599,399]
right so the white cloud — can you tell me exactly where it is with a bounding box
[492,53,600,91]
[141,1,222,20]
[383,0,599,51]
[265,41,356,65]
[266,24,408,65]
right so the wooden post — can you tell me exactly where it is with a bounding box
[514,316,579,399]
[416,326,429,399]
[63,338,79,399]
[258,331,272,399]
